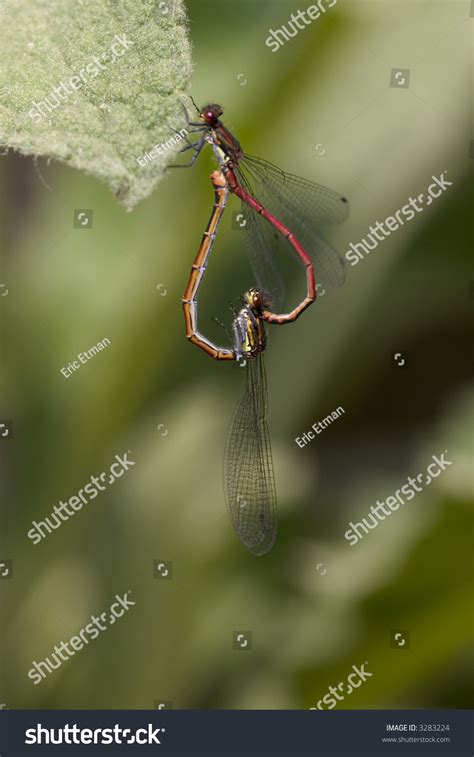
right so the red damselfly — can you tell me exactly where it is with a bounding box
[175,100,349,313]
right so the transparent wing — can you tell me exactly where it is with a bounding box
[223,354,277,556]
[236,154,349,294]
[239,199,286,311]
[242,154,350,225]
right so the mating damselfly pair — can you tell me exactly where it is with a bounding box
[174,101,349,555]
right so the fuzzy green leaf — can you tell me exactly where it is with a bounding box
[0,0,192,210]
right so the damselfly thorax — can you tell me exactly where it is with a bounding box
[232,289,269,363]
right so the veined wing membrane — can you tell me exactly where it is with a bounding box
[224,354,277,556]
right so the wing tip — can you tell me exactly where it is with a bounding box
[239,528,277,556]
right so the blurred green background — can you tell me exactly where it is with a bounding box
[1,0,473,710]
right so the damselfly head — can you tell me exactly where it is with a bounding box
[245,288,272,312]
[200,104,224,124]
